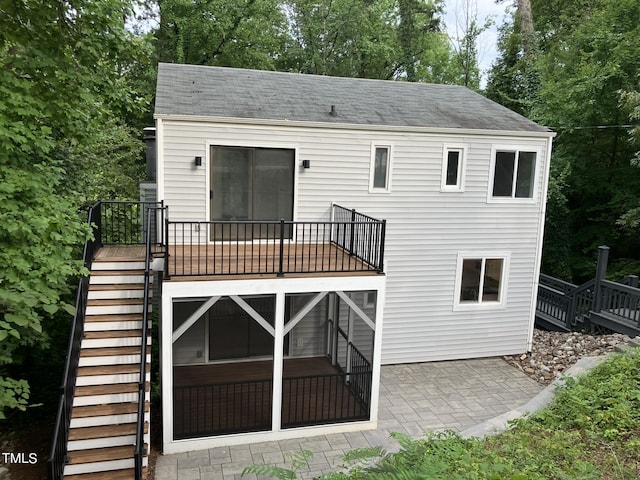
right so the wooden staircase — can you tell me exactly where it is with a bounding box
[64,256,151,479]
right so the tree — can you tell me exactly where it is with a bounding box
[446,0,492,90]
[0,0,147,418]
[534,0,640,278]
[488,0,640,280]
[156,0,287,69]
[281,0,400,78]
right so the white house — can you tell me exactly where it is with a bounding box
[150,63,554,454]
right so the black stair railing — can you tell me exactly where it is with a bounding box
[48,202,102,480]
[537,246,640,333]
[134,205,166,479]
[48,201,166,480]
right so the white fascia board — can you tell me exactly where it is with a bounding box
[161,275,386,299]
[153,114,557,140]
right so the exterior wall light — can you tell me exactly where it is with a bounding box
[195,156,202,167]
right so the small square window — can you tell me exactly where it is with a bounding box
[454,253,509,309]
[441,145,466,191]
[491,149,537,199]
[370,145,392,192]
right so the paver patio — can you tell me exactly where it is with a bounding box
[154,357,543,480]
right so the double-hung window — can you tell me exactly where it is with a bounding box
[369,145,392,192]
[490,148,537,199]
[454,253,509,309]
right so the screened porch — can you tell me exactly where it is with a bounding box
[169,289,378,441]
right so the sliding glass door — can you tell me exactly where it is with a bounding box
[210,146,294,240]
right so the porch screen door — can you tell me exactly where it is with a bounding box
[210,146,294,240]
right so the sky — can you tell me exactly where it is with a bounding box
[442,0,513,86]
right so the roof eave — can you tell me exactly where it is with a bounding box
[153,113,556,139]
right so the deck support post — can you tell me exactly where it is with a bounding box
[593,246,609,313]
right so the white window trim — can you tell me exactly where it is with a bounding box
[369,143,393,193]
[487,145,542,203]
[440,144,467,192]
[453,252,510,311]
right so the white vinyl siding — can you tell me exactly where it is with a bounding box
[159,119,551,364]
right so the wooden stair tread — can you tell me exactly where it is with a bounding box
[65,467,146,480]
[78,364,148,377]
[75,382,149,397]
[84,330,146,339]
[67,443,147,465]
[87,298,146,306]
[94,255,146,262]
[89,284,145,291]
[72,402,148,418]
[85,313,145,323]
[91,269,145,276]
[69,422,148,441]
[80,346,142,357]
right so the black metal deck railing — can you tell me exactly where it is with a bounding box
[174,378,274,439]
[99,200,166,254]
[173,348,373,438]
[165,204,386,278]
[282,368,371,428]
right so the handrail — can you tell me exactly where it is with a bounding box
[48,202,102,480]
[134,206,156,479]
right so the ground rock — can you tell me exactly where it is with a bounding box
[504,329,632,385]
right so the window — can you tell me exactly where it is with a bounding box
[454,253,509,309]
[441,145,466,191]
[370,145,392,192]
[491,149,537,199]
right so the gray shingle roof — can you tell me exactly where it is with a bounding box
[155,63,549,133]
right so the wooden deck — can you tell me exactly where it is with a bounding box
[173,357,371,439]
[96,244,380,280]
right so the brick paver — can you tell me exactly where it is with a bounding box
[154,357,543,480]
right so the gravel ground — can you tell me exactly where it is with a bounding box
[504,329,633,385]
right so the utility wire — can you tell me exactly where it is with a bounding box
[553,124,639,130]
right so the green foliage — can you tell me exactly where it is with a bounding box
[60,119,146,205]
[537,349,640,442]
[0,0,147,417]
[156,0,287,69]
[0,165,89,418]
[155,0,474,85]
[0,378,30,420]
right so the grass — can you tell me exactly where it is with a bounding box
[244,348,640,480]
